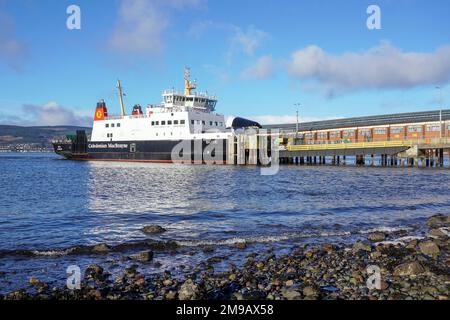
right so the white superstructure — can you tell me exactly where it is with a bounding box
[91,68,232,142]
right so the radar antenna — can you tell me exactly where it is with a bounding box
[184,67,196,96]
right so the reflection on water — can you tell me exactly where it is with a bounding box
[2,153,450,249]
[1,153,450,293]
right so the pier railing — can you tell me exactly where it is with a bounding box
[287,137,450,150]
[287,140,415,152]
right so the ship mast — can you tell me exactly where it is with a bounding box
[117,79,125,116]
[184,67,196,96]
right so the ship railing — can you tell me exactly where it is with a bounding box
[104,115,125,120]
[162,89,217,99]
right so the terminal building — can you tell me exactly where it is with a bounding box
[264,109,450,144]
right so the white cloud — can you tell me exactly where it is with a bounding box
[0,11,27,70]
[286,42,450,94]
[250,115,340,125]
[241,56,274,80]
[203,64,230,83]
[189,22,268,55]
[109,0,204,55]
[230,25,268,56]
[21,102,91,126]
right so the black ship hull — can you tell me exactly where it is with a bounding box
[52,137,228,164]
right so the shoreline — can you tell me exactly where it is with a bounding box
[2,214,449,300]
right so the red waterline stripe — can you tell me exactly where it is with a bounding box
[72,158,227,165]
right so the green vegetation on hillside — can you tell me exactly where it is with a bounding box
[0,125,92,146]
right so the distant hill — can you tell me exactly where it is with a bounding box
[0,125,92,146]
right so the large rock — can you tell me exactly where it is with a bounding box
[29,277,49,292]
[430,228,448,238]
[427,214,450,228]
[85,264,104,280]
[322,243,336,253]
[129,250,154,262]
[234,242,247,250]
[178,279,199,300]
[393,261,425,276]
[353,241,372,252]
[418,241,440,258]
[368,232,386,242]
[303,286,319,298]
[281,287,302,300]
[142,225,167,234]
[91,244,110,253]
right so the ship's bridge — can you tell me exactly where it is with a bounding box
[162,90,217,112]
[160,67,217,112]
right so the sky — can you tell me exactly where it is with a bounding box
[0,0,450,126]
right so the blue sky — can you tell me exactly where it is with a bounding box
[0,0,449,126]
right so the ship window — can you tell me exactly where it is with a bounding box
[151,121,155,125]
[117,123,121,127]
[220,122,223,126]
[105,124,109,128]
[197,120,200,124]
[391,127,403,133]
[202,121,205,125]
[181,120,185,125]
[155,121,159,125]
[215,122,218,126]
[210,121,213,126]
[174,120,179,125]
[191,120,195,125]
[168,120,172,125]
[111,123,115,128]
[161,121,166,125]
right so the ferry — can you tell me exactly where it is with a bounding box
[52,68,260,163]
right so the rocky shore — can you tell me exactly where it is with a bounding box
[2,215,449,300]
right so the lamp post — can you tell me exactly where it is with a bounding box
[294,103,301,139]
[436,86,443,139]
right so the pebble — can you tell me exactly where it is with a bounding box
[3,216,449,301]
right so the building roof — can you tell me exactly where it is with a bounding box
[262,109,450,132]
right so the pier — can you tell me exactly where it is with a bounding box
[226,109,450,168]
